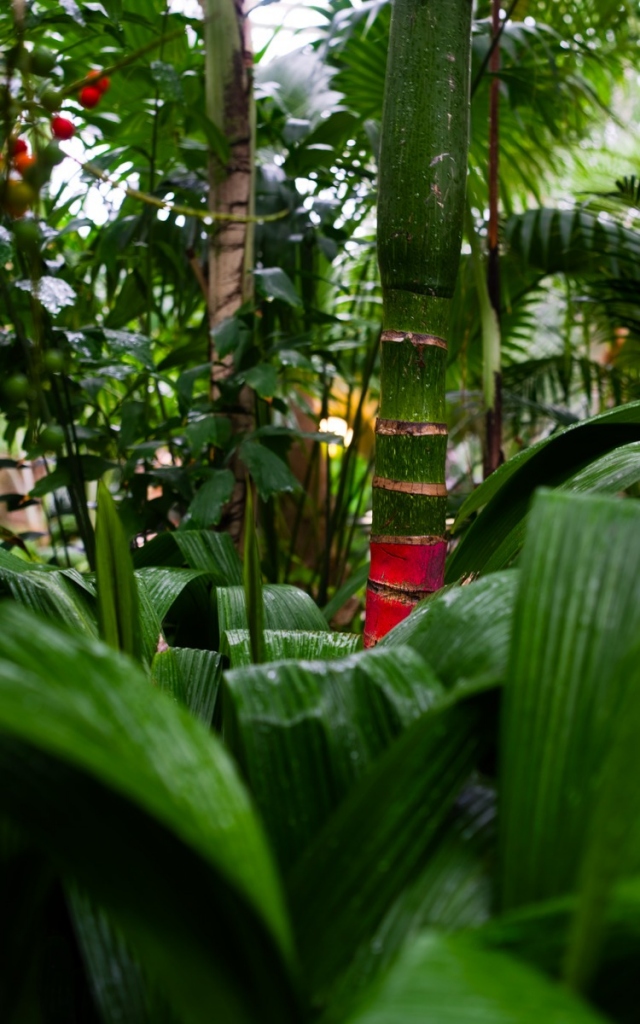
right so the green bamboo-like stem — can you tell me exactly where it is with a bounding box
[485,0,504,478]
[365,0,473,646]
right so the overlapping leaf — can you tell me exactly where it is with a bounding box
[500,491,640,913]
[447,402,640,579]
[223,647,443,870]
[0,604,297,1024]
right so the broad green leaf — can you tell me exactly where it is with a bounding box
[96,482,142,662]
[322,785,496,1023]
[500,491,640,912]
[222,629,360,668]
[560,441,640,496]
[563,642,640,990]
[185,415,232,452]
[135,567,208,623]
[447,402,640,580]
[0,604,297,1024]
[253,267,303,308]
[477,876,640,1022]
[70,888,158,1024]
[102,329,153,369]
[0,550,97,636]
[239,441,302,501]
[342,931,607,1024]
[172,647,222,727]
[189,471,235,528]
[132,530,242,585]
[381,572,517,689]
[151,648,186,706]
[223,647,444,871]
[243,485,266,665]
[287,687,494,1007]
[244,364,279,399]
[216,583,329,634]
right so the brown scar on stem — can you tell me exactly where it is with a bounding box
[381,330,448,350]
[372,477,448,496]
[376,419,448,437]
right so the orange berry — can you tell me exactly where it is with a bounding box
[87,69,110,93]
[14,153,37,177]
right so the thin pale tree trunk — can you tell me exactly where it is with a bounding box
[484,0,504,478]
[202,0,254,542]
[364,0,473,647]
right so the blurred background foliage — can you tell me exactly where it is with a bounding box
[1,0,640,625]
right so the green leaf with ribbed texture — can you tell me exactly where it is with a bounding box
[447,402,640,581]
[0,550,97,636]
[223,647,444,872]
[70,888,162,1024]
[132,530,242,585]
[0,604,297,1024]
[243,485,265,665]
[500,491,640,914]
[287,686,494,1009]
[151,648,186,706]
[559,441,640,496]
[381,572,516,689]
[134,568,208,624]
[505,206,640,277]
[136,580,169,667]
[563,642,640,991]
[342,931,607,1024]
[216,584,329,635]
[222,629,361,668]
[450,444,640,580]
[96,482,142,662]
[172,647,222,727]
[321,784,495,1024]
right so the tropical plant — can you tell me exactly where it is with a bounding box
[2,467,640,1021]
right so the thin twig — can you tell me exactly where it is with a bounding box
[471,0,521,98]
[74,156,288,224]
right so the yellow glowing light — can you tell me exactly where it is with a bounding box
[319,416,354,457]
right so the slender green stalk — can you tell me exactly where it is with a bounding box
[484,0,503,477]
[365,0,473,646]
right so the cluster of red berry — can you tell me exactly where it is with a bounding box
[1,53,114,218]
[50,70,111,142]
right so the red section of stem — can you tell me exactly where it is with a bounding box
[363,539,447,647]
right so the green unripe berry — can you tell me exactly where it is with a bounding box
[43,349,65,373]
[12,219,40,253]
[40,141,65,168]
[3,373,30,402]
[22,159,51,190]
[40,424,65,452]
[30,48,57,77]
[40,87,62,113]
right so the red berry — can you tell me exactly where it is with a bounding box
[11,139,29,157]
[97,76,110,94]
[51,116,75,140]
[79,85,101,109]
